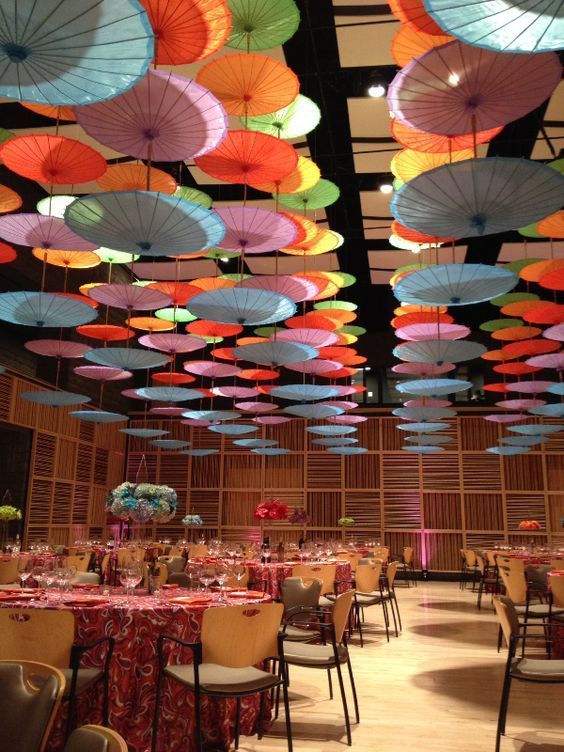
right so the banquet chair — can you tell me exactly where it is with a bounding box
[395,546,416,587]
[152,602,292,752]
[280,590,359,746]
[167,572,190,587]
[459,549,478,591]
[337,552,362,573]
[549,574,564,609]
[157,555,185,575]
[280,577,322,641]
[0,556,20,584]
[64,725,128,752]
[144,562,168,589]
[352,561,394,644]
[65,554,92,573]
[70,572,101,586]
[0,660,66,752]
[291,564,336,601]
[186,544,209,559]
[369,546,389,563]
[476,552,499,610]
[0,609,114,738]
[493,596,564,752]
[225,566,250,590]
[117,547,145,565]
[550,559,564,570]
[381,561,402,633]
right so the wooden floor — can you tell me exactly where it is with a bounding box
[244,582,564,752]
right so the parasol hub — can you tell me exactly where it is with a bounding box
[3,44,31,63]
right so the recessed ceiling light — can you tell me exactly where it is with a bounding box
[368,83,386,98]
[220,257,229,262]
[379,184,393,194]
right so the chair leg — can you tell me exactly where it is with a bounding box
[65,693,76,741]
[257,692,265,740]
[281,664,293,752]
[497,624,503,653]
[327,668,334,699]
[381,600,390,642]
[496,672,513,752]
[346,656,360,724]
[234,697,241,749]
[392,592,402,632]
[354,604,364,648]
[477,578,484,610]
[194,685,203,752]
[387,596,399,637]
[411,564,417,587]
[335,662,352,746]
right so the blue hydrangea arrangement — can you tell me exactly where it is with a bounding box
[107,481,177,523]
[182,514,204,526]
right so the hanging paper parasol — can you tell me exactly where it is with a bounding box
[238,369,279,381]
[504,381,557,394]
[196,53,299,117]
[547,384,564,396]
[540,268,564,292]
[500,436,549,447]
[187,320,243,339]
[155,308,197,324]
[503,339,560,358]
[188,288,295,326]
[495,398,546,410]
[391,119,502,154]
[195,130,298,184]
[543,324,564,342]
[140,0,231,64]
[234,439,279,448]
[270,384,340,402]
[234,402,279,414]
[138,332,206,354]
[215,206,297,254]
[250,156,321,195]
[526,353,564,370]
[69,411,129,424]
[245,94,320,139]
[277,179,340,212]
[183,449,220,456]
[487,446,530,455]
[1,135,106,184]
[285,404,344,419]
[388,41,561,135]
[0,243,16,263]
[523,304,564,326]
[182,410,241,422]
[74,365,131,382]
[152,372,195,386]
[0,0,154,105]
[0,292,97,328]
[395,323,470,341]
[393,264,517,306]
[271,328,339,348]
[135,387,201,402]
[391,24,453,67]
[89,284,171,311]
[75,69,227,161]
[396,378,473,396]
[495,363,542,377]
[394,363,456,377]
[183,361,241,378]
[405,434,454,444]
[127,317,174,333]
[423,0,564,53]
[253,416,292,425]
[396,422,450,433]
[392,158,564,239]
[209,424,259,436]
[404,398,452,408]
[226,0,299,49]
[402,445,445,453]
[76,324,134,342]
[491,326,543,342]
[212,387,259,399]
[21,390,91,407]
[97,163,177,194]
[176,186,213,208]
[326,416,366,426]
[393,406,456,420]
[238,275,319,303]
[508,423,562,436]
[121,428,169,438]
[233,341,317,366]
[84,347,168,370]
[389,0,445,34]
[394,339,486,364]
[65,192,225,257]
[32,249,101,270]
[252,447,291,455]
[313,438,359,447]
[0,184,21,214]
[25,340,90,358]
[391,148,474,185]
[0,214,97,252]
[306,425,358,436]
[529,404,564,418]
[285,359,343,375]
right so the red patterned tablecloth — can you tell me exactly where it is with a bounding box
[248,561,351,599]
[2,590,271,752]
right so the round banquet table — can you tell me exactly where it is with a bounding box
[247,560,352,599]
[0,589,272,752]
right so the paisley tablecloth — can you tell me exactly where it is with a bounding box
[1,590,271,752]
[248,561,351,599]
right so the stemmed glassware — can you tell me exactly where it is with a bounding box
[18,558,32,589]
[215,563,230,602]
[120,561,144,603]
[199,565,216,593]
[231,563,247,591]
[185,564,201,591]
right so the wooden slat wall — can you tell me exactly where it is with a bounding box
[0,372,126,546]
[121,415,563,571]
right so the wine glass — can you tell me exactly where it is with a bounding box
[120,562,144,603]
[18,558,32,589]
[215,564,230,602]
[231,563,247,592]
[185,564,201,591]
[262,546,271,564]
[199,565,216,593]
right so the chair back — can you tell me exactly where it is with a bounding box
[225,567,249,590]
[549,574,564,607]
[280,576,322,619]
[498,564,527,605]
[493,595,521,648]
[167,572,190,587]
[201,603,284,667]
[71,572,100,585]
[0,609,75,667]
[496,555,525,575]
[0,557,20,584]
[370,546,389,563]
[402,547,414,565]
[168,546,181,557]
[354,561,382,594]
[386,560,399,589]
[462,549,477,567]
[476,552,487,575]
[550,559,564,570]
[291,564,336,595]
[485,550,498,567]
[186,544,209,559]
[336,552,362,572]
[64,725,128,752]
[332,590,355,643]
[117,548,145,565]
[65,554,91,573]
[158,556,185,574]
[0,660,66,752]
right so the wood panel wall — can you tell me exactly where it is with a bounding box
[0,371,126,546]
[124,414,564,571]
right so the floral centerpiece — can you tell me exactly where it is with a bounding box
[182,514,204,526]
[518,519,542,530]
[288,508,312,525]
[337,516,355,527]
[106,482,177,523]
[254,498,290,521]
[0,505,22,521]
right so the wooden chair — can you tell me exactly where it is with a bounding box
[152,602,292,752]
[280,590,359,746]
[459,549,478,591]
[493,595,564,752]
[549,574,564,607]
[186,543,209,559]
[0,609,114,738]
[550,559,564,570]
[291,564,336,598]
[64,725,128,752]
[369,546,389,563]
[0,557,20,584]
[336,552,362,573]
[475,552,499,610]
[353,560,397,643]
[157,555,185,575]
[117,547,145,565]
[396,546,416,587]
[280,577,323,641]
[0,660,66,752]
[65,554,92,573]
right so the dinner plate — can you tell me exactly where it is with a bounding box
[63,598,109,607]
[169,596,213,605]
[229,590,265,599]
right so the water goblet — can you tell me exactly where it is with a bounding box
[199,565,216,593]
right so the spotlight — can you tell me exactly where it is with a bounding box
[379,183,393,194]
[219,256,229,263]
[368,83,386,98]
[448,73,460,86]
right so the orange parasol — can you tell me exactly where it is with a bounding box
[285,313,341,331]
[281,213,319,245]
[97,163,177,194]
[79,283,104,298]
[0,184,22,214]
[195,129,298,184]
[152,371,196,385]
[540,268,564,291]
[391,25,453,67]
[238,368,279,381]
[211,347,236,360]
[502,339,560,358]
[394,303,448,315]
[483,383,510,393]
[250,155,321,194]
[32,249,101,269]
[0,242,16,263]
[281,227,342,256]
[54,292,99,309]
[314,309,356,325]
[187,320,243,338]
[1,135,107,184]
[391,119,503,154]
[235,336,269,346]
[392,221,458,244]
[520,259,564,282]
[523,303,564,325]
[190,277,237,292]
[140,0,232,64]
[319,366,357,379]
[491,326,542,341]
[500,300,547,317]
[392,311,453,328]
[20,103,76,121]
[76,324,135,342]
[537,210,564,238]
[391,147,474,183]
[388,0,446,35]
[494,362,543,376]
[148,281,201,305]
[293,272,340,300]
[127,317,175,332]
[196,53,299,117]
[481,349,513,362]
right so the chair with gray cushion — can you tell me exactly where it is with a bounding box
[64,725,128,752]
[280,577,322,641]
[493,595,564,752]
[157,555,185,575]
[0,660,66,752]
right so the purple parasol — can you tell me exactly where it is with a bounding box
[526,353,564,370]
[237,275,320,302]
[484,414,528,423]
[0,214,97,251]
[285,359,342,375]
[495,398,546,410]
[393,362,455,376]
[215,206,297,254]
[505,380,557,394]
[211,386,260,398]
[328,414,368,424]
[89,284,172,311]
[394,323,470,341]
[183,361,241,378]
[404,398,452,407]
[138,332,207,354]
[252,415,292,424]
[74,366,132,381]
[235,401,279,413]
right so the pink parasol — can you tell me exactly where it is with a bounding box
[526,353,564,370]
[138,332,207,354]
[328,414,367,424]
[271,328,339,348]
[393,362,455,376]
[74,69,227,161]
[24,340,90,358]
[286,359,342,375]
[235,401,279,413]
[543,324,564,342]
[121,389,149,400]
[331,385,367,397]
[183,361,241,378]
[149,407,186,416]
[394,323,470,341]
[0,214,97,251]
[505,380,557,394]
[181,419,218,427]
[237,275,320,303]
[484,414,528,423]
[404,399,453,407]
[211,386,260,398]
[495,398,546,410]
[215,206,297,254]
[89,284,172,311]
[252,415,292,424]
[320,400,359,411]
[75,366,132,381]
[388,41,562,135]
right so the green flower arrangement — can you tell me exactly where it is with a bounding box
[337,516,355,527]
[0,505,22,521]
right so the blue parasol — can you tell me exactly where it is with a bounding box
[187,288,296,326]
[84,347,168,370]
[0,292,97,328]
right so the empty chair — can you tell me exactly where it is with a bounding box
[369,546,389,563]
[0,660,66,752]
[167,572,190,587]
[64,725,128,752]
[280,577,323,641]
[493,596,564,752]
[476,552,499,610]
[0,609,114,738]
[550,559,564,570]
[186,544,208,559]
[157,555,185,575]
[65,554,92,573]
[117,547,145,565]
[70,572,101,586]
[336,552,362,573]
[381,561,402,633]
[153,602,292,752]
[281,590,359,746]
[0,557,20,584]
[352,561,396,644]
[549,574,564,608]
[460,549,478,591]
[396,546,416,588]
[291,564,336,602]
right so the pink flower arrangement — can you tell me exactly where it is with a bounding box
[254,498,290,521]
[288,508,312,525]
[518,520,542,530]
